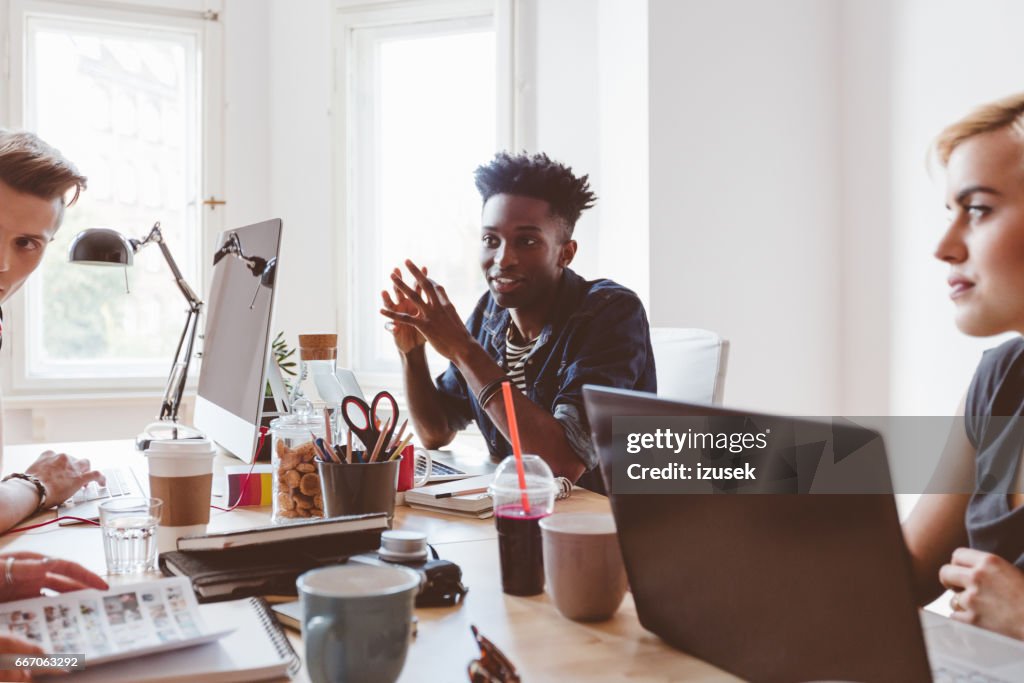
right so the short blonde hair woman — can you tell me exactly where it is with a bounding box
[904,93,1024,639]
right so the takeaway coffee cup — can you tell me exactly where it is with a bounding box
[298,564,421,683]
[539,512,628,621]
[145,438,216,552]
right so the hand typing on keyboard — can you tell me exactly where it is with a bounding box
[25,450,105,510]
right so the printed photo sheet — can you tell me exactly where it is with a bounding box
[0,576,206,658]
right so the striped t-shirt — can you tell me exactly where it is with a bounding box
[505,328,538,392]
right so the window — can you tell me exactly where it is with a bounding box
[341,0,511,380]
[4,1,222,391]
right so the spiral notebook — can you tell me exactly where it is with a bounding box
[52,597,299,682]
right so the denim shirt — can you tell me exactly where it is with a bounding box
[435,268,656,471]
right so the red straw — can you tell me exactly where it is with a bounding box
[501,381,531,514]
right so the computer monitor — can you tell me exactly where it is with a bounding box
[194,218,283,462]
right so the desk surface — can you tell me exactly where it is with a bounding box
[0,440,738,682]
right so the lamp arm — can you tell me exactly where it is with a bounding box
[156,239,202,310]
[137,222,202,310]
[159,304,202,423]
[134,222,203,425]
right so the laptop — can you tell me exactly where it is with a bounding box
[582,385,1024,683]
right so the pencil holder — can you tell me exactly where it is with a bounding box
[317,458,400,523]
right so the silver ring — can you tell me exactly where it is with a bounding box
[950,593,961,612]
[3,557,14,586]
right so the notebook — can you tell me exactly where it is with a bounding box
[177,512,387,551]
[52,597,299,682]
[403,474,494,516]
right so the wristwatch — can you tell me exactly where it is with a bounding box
[2,472,48,512]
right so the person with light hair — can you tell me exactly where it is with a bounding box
[0,130,105,534]
[903,92,1024,640]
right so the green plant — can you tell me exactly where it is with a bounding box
[266,331,297,397]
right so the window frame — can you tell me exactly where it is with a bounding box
[332,0,517,393]
[0,0,224,396]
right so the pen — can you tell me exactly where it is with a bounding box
[434,486,489,499]
[312,434,337,463]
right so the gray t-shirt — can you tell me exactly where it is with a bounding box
[965,336,1024,568]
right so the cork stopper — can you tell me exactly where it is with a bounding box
[298,334,338,361]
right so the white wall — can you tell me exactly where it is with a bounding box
[888,0,1024,415]
[596,0,649,307]
[222,0,272,230]
[647,0,843,414]
[525,0,602,281]
[837,0,893,415]
[266,0,336,349]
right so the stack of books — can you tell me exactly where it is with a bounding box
[159,513,388,601]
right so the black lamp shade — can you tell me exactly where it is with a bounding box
[68,228,135,266]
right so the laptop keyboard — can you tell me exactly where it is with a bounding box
[932,665,1012,683]
[415,460,465,477]
[66,469,138,505]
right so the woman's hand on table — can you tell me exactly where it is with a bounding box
[940,547,1024,640]
[0,552,108,603]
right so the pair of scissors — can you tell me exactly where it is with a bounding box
[342,391,399,454]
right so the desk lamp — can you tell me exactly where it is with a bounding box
[68,222,204,448]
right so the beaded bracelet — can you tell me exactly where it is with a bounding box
[2,473,47,513]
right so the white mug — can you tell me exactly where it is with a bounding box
[414,447,432,487]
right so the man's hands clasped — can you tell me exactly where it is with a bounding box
[381,260,476,362]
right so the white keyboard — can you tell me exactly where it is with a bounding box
[57,468,145,524]
[415,460,464,478]
[933,665,1012,683]
[68,468,133,503]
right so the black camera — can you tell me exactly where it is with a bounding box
[349,550,468,607]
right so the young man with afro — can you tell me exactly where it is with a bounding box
[380,151,656,485]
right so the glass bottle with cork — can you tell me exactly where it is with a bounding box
[290,333,348,443]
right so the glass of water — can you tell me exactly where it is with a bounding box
[99,497,162,575]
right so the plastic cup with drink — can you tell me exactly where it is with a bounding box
[490,454,557,596]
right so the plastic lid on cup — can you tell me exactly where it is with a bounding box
[489,454,557,495]
[145,437,216,458]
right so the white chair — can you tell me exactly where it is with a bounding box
[649,328,729,405]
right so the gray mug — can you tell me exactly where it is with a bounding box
[539,512,628,622]
[297,564,421,683]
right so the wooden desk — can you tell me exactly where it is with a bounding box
[0,440,738,682]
